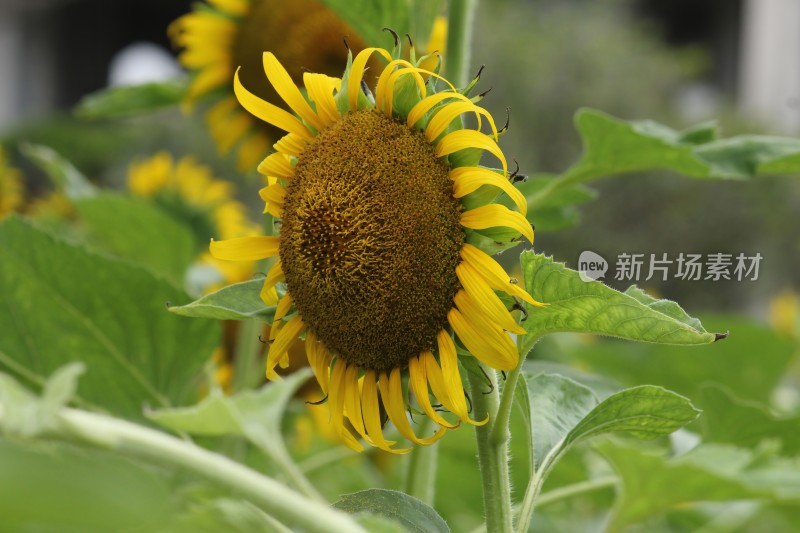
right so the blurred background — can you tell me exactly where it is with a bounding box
[1,0,798,317]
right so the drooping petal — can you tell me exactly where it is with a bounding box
[234,68,312,140]
[328,359,364,452]
[210,235,280,261]
[305,331,332,395]
[379,369,447,446]
[435,333,487,425]
[265,315,304,377]
[260,260,284,305]
[362,370,408,454]
[408,354,457,428]
[450,166,527,215]
[460,243,543,306]
[344,364,368,438]
[263,52,325,131]
[407,91,474,129]
[455,264,526,334]
[425,101,498,143]
[448,308,518,370]
[461,204,534,244]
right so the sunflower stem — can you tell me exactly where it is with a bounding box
[468,364,514,533]
[445,0,478,86]
[32,407,366,533]
[404,415,439,506]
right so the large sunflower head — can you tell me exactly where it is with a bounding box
[210,43,541,453]
[169,0,376,172]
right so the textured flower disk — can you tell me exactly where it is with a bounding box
[211,45,543,453]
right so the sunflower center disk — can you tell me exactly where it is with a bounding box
[281,110,464,373]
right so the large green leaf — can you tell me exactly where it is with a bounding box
[0,217,219,419]
[168,278,276,322]
[600,442,770,532]
[550,315,793,403]
[695,384,800,455]
[75,193,198,286]
[518,252,720,356]
[333,489,450,533]
[74,81,185,120]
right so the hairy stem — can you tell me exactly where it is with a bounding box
[468,365,513,533]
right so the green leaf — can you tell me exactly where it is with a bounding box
[0,216,220,420]
[0,438,178,533]
[695,384,800,455]
[168,278,276,322]
[352,514,409,533]
[19,142,97,200]
[75,193,197,286]
[147,370,310,455]
[162,498,291,533]
[553,315,794,403]
[527,374,699,474]
[319,0,410,48]
[333,489,450,533]
[566,109,800,182]
[74,80,185,120]
[600,442,765,532]
[518,252,720,357]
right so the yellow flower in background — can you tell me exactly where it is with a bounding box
[169,0,371,172]
[0,147,24,218]
[211,46,541,453]
[127,152,259,288]
[771,291,799,339]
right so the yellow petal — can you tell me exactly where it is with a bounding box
[435,333,487,425]
[327,360,363,451]
[263,52,324,132]
[362,371,408,454]
[344,364,368,438]
[409,354,458,428]
[461,204,534,244]
[347,48,392,110]
[455,265,526,334]
[260,260,284,305]
[305,331,332,395]
[234,68,312,140]
[374,59,417,113]
[460,243,543,306]
[436,129,507,175]
[450,166,527,215]
[210,236,280,261]
[266,315,304,376]
[207,0,249,16]
[379,368,447,446]
[257,152,294,179]
[259,183,285,217]
[304,72,341,127]
[273,293,293,322]
[274,133,307,157]
[379,67,427,117]
[448,308,518,370]
[407,91,473,128]
[425,101,498,143]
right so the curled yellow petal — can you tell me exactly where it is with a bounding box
[259,183,285,217]
[274,133,307,157]
[362,371,408,454]
[304,73,341,127]
[257,153,294,179]
[379,368,447,446]
[425,101,498,143]
[210,236,280,261]
[266,315,304,377]
[260,260,284,305]
[305,331,332,395]
[450,166,527,216]
[455,265,526,334]
[344,364,368,438]
[448,308,518,370]
[328,360,363,451]
[347,48,392,110]
[407,92,473,128]
[460,243,543,307]
[435,333,487,425]
[436,129,507,175]
[461,204,534,244]
[409,354,458,429]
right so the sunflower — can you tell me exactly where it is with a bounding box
[169,0,375,172]
[0,147,24,219]
[127,151,260,289]
[210,44,541,453]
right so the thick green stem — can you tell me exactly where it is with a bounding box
[445,0,478,86]
[468,365,513,533]
[404,416,439,506]
[47,408,363,533]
